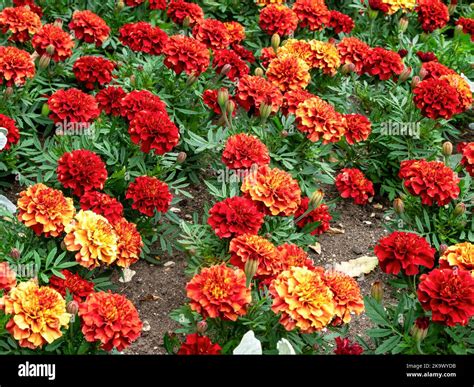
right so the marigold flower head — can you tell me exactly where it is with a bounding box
[334,337,363,355]
[235,75,283,115]
[439,242,474,275]
[458,142,474,177]
[277,39,313,67]
[222,133,270,170]
[186,264,251,321]
[0,46,35,86]
[440,74,473,111]
[335,168,374,205]
[167,0,204,26]
[259,4,298,36]
[224,21,246,44]
[421,60,455,80]
[277,243,315,272]
[328,11,354,34]
[112,217,143,268]
[260,47,277,68]
[96,86,126,117]
[270,266,335,333]
[49,270,95,302]
[294,197,332,235]
[149,0,167,9]
[163,35,210,76]
[48,88,100,124]
[0,6,41,43]
[13,0,42,16]
[17,183,75,237]
[69,10,110,46]
[457,17,474,41]
[344,113,372,144]
[73,56,115,90]
[32,24,74,62]
[119,22,169,56]
[281,89,314,116]
[399,159,460,206]
[416,0,449,33]
[337,37,371,75]
[379,0,416,14]
[295,96,347,143]
[125,176,172,217]
[57,149,107,196]
[120,89,167,121]
[232,43,256,63]
[416,51,437,62]
[292,0,330,31]
[256,0,285,5]
[213,49,249,81]
[79,191,124,224]
[0,113,20,151]
[202,88,235,115]
[178,333,221,355]
[266,55,311,92]
[241,165,301,216]
[3,280,70,349]
[79,291,142,351]
[193,19,230,50]
[308,39,341,76]
[417,268,474,326]
[0,262,17,292]
[363,47,404,81]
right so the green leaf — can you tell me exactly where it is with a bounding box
[366,328,393,338]
[375,335,401,354]
[364,296,391,327]
[45,247,57,269]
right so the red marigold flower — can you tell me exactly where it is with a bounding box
[439,242,474,275]
[399,159,460,205]
[149,0,167,9]
[458,142,474,177]
[344,113,372,144]
[292,0,330,31]
[440,74,473,111]
[363,47,404,81]
[112,217,143,268]
[417,268,474,326]
[128,110,179,155]
[0,46,35,86]
[49,270,95,302]
[295,96,347,143]
[213,49,249,81]
[308,40,341,76]
[328,11,354,34]
[294,197,332,235]
[178,333,221,355]
[208,196,265,239]
[398,49,408,58]
[69,10,110,46]
[259,46,277,68]
[421,60,455,80]
[96,86,126,116]
[119,22,169,55]
[120,89,167,121]
[186,264,251,321]
[259,4,298,36]
[277,243,315,271]
[374,231,435,275]
[48,88,100,124]
[222,133,270,170]
[192,19,230,50]
[32,24,74,62]
[167,0,204,26]
[79,191,124,224]
[235,75,283,115]
[281,89,314,116]
[335,168,374,205]
[0,262,17,292]
[73,56,115,90]
[13,0,42,16]
[368,0,390,12]
[0,6,41,43]
[416,51,437,62]
[231,44,256,63]
[457,17,474,41]
[79,291,142,351]
[241,165,301,216]
[124,0,145,6]
[57,149,108,196]
[416,0,449,33]
[224,21,245,44]
[126,176,172,217]
[163,35,210,76]
[203,89,235,115]
[334,337,363,355]
[266,55,311,92]
[337,37,370,75]
[0,113,20,151]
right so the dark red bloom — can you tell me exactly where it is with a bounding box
[344,113,371,144]
[337,37,370,75]
[222,133,270,170]
[149,0,167,10]
[48,88,100,124]
[231,44,256,63]
[163,35,210,76]
[457,17,474,41]
[120,90,167,121]
[178,333,221,355]
[368,0,390,12]
[49,270,95,302]
[416,0,449,33]
[31,24,74,62]
[79,191,124,224]
[167,0,204,26]
[334,337,363,355]
[73,56,115,90]
[213,49,249,81]
[292,0,330,31]
[235,75,283,115]
[458,142,474,177]
[69,10,110,46]
[0,113,20,151]
[119,22,169,55]
[259,4,298,37]
[96,86,126,116]
[328,11,354,34]
[363,47,404,81]
[421,61,455,80]
[335,168,374,205]
[192,19,230,50]
[294,197,332,235]
[416,51,437,62]
[126,176,172,217]
[398,49,408,58]
[13,0,42,17]
[259,47,277,68]
[202,88,235,115]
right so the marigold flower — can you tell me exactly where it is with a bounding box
[79,191,124,224]
[3,280,70,349]
[178,333,221,355]
[416,0,449,33]
[334,337,363,355]
[0,6,41,43]
[440,74,472,111]
[48,88,100,124]
[119,21,169,56]
[335,168,374,205]
[308,39,341,76]
[374,231,435,275]
[13,0,42,16]
[363,47,404,81]
[458,142,474,177]
[399,159,460,206]
[73,56,115,90]
[439,242,474,275]
[32,24,74,62]
[337,37,370,75]
[186,264,251,321]
[328,11,354,34]
[167,0,204,26]
[224,21,246,44]
[222,133,270,170]
[49,270,95,302]
[149,0,167,9]
[266,55,311,92]
[124,0,145,5]
[281,89,314,116]
[292,0,330,31]
[96,86,126,116]
[57,149,107,196]
[69,10,110,46]
[277,243,315,272]
[241,165,301,216]
[344,113,372,144]
[0,113,20,151]
[79,291,142,351]
[417,268,474,326]
[163,35,210,76]
[0,46,35,86]
[112,217,143,268]
[368,0,390,12]
[120,89,167,121]
[232,43,256,63]
[126,176,172,217]
[295,96,346,143]
[294,197,331,235]
[202,89,234,115]
[378,0,416,14]
[259,4,298,36]
[277,39,313,66]
[0,262,17,291]
[193,19,230,50]
[213,49,249,81]
[416,51,437,62]
[259,47,277,68]
[421,60,455,80]
[256,0,285,4]
[128,110,179,155]
[457,17,474,41]
[235,75,283,115]
[270,266,335,333]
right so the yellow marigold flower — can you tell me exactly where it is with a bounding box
[64,210,118,269]
[2,280,70,349]
[270,266,336,333]
[382,0,416,14]
[256,0,285,5]
[277,39,313,66]
[308,39,341,76]
[266,55,311,92]
[440,242,474,275]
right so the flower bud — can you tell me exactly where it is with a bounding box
[177,152,187,164]
[439,244,448,256]
[411,75,421,89]
[53,19,63,28]
[399,17,409,33]
[371,281,383,303]
[41,103,50,116]
[271,34,281,52]
[129,74,136,86]
[3,87,13,98]
[393,198,404,214]
[217,88,229,110]
[46,44,56,56]
[67,300,79,315]
[183,15,191,28]
[453,202,465,217]
[399,66,412,82]
[448,3,457,14]
[137,65,144,72]
[419,67,428,80]
[259,103,272,120]
[281,130,289,137]
[60,240,67,251]
[410,317,429,342]
[220,64,232,76]
[309,189,324,209]
[226,100,235,116]
[244,258,259,287]
[117,0,125,10]
[254,68,264,77]
[368,8,378,19]
[38,54,51,70]
[196,320,207,334]
[10,248,21,260]
[186,74,198,86]
[442,141,453,156]
[341,63,355,75]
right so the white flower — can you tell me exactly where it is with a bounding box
[277,338,296,355]
[0,127,8,151]
[233,330,262,355]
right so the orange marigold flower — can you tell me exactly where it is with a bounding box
[229,234,281,279]
[335,168,374,205]
[32,24,74,62]
[0,113,20,151]
[270,266,335,333]
[458,142,474,177]
[292,0,330,31]
[439,242,474,275]
[344,113,372,144]
[79,291,142,351]
[17,183,75,237]
[337,37,370,75]
[379,0,416,15]
[281,89,314,116]
[112,217,143,268]
[73,56,116,90]
[277,39,313,66]
[256,0,285,5]
[0,46,35,86]
[222,133,270,170]
[0,262,17,291]
[213,49,249,81]
[235,75,283,115]
[416,0,449,33]
[167,0,204,26]
[3,280,70,349]
[224,21,245,44]
[277,243,315,271]
[48,88,100,124]
[295,96,346,143]
[163,35,210,76]
[125,176,172,217]
[241,165,301,216]
[266,55,311,92]
[0,6,41,43]
[363,47,404,81]
[192,19,230,50]
[259,4,298,36]
[308,39,340,76]
[69,10,110,46]
[440,74,473,111]
[79,191,124,224]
